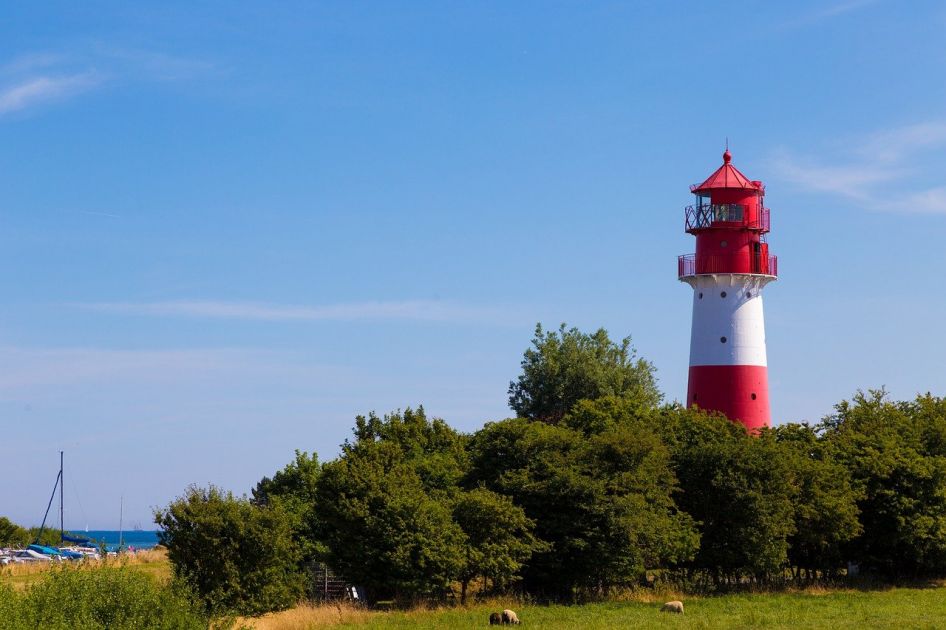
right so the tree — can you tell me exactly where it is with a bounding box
[508,324,660,423]
[351,407,469,493]
[658,407,796,584]
[316,440,466,602]
[0,518,28,547]
[821,390,946,576]
[452,488,544,604]
[315,408,469,603]
[252,450,321,508]
[774,423,862,579]
[467,403,698,599]
[155,485,304,615]
[252,451,325,596]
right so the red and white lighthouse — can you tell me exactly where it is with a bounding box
[678,149,777,431]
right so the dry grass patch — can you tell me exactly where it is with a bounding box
[241,603,373,629]
[0,547,171,591]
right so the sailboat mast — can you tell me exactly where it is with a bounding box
[59,451,64,544]
[119,496,124,548]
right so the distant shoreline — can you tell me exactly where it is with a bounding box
[67,530,160,550]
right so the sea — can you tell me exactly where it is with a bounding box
[76,530,161,550]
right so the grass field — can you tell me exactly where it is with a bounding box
[250,587,946,629]
[0,548,170,591]
[5,554,946,628]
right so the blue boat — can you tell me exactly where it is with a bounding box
[27,544,61,556]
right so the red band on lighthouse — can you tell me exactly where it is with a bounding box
[678,150,777,430]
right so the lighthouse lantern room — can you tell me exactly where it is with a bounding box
[678,149,777,431]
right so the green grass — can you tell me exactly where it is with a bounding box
[340,587,946,629]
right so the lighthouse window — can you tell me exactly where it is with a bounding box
[746,291,752,298]
[698,292,703,299]
[720,336,727,343]
[751,393,757,400]
[720,291,727,298]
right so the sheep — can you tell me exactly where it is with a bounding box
[502,609,521,625]
[489,612,502,625]
[661,600,684,614]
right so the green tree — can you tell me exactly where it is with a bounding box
[452,488,544,604]
[0,517,28,547]
[252,450,325,596]
[316,440,465,602]
[508,324,660,423]
[155,485,303,615]
[467,401,697,599]
[774,422,862,579]
[821,390,946,576]
[658,407,796,584]
[315,408,469,603]
[351,407,469,493]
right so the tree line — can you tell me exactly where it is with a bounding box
[156,324,946,615]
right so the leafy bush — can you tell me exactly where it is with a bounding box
[0,564,209,629]
[156,485,304,615]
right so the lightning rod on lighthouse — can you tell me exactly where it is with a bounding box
[678,149,777,431]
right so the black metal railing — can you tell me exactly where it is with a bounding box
[684,204,770,233]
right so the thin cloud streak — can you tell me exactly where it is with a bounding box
[0,72,102,115]
[77,299,521,325]
[770,120,946,214]
[858,121,946,163]
[0,46,216,117]
[0,346,340,394]
[782,0,880,28]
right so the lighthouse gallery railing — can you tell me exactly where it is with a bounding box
[678,253,778,278]
[685,204,770,233]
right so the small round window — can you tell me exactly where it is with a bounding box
[720,291,727,298]
[720,240,728,248]
[746,291,752,298]
[720,336,727,343]
[751,393,757,400]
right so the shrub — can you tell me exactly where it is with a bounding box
[0,564,209,630]
[156,485,304,615]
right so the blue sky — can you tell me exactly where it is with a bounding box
[2,1,945,528]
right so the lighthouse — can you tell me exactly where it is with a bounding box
[678,149,777,431]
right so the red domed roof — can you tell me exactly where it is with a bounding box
[690,150,763,193]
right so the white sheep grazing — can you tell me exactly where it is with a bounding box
[661,600,684,614]
[502,609,521,625]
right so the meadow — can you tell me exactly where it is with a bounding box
[0,548,170,591]
[247,587,946,629]
[4,552,946,629]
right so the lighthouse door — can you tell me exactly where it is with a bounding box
[752,242,762,274]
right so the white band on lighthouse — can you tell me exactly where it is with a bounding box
[683,274,773,367]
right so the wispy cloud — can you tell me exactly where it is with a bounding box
[856,121,946,163]
[76,299,520,325]
[782,0,880,28]
[770,121,946,214]
[0,345,342,397]
[0,72,101,115]
[0,46,216,117]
